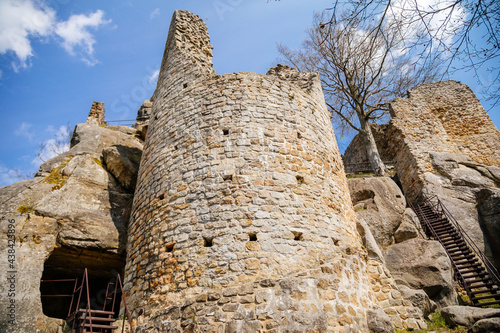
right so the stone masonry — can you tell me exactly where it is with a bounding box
[86,101,106,126]
[388,81,500,200]
[123,10,427,332]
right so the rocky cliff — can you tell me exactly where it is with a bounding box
[0,103,143,333]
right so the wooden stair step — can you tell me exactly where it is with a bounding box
[459,267,486,275]
[471,293,500,302]
[470,286,500,294]
[83,323,118,329]
[463,272,489,280]
[78,315,115,322]
[456,262,482,269]
[474,299,500,307]
[78,309,115,315]
[454,258,479,265]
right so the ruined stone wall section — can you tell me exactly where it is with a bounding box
[86,101,106,126]
[388,81,500,199]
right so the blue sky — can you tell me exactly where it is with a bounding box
[0,0,498,186]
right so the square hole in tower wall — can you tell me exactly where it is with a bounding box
[203,237,213,247]
[249,233,257,241]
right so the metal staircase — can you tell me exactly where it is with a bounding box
[411,195,500,307]
[41,268,133,333]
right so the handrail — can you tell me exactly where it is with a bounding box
[117,273,134,333]
[344,160,395,175]
[69,268,93,332]
[409,201,472,300]
[427,195,500,286]
[40,278,78,298]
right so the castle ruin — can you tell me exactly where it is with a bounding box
[123,10,425,332]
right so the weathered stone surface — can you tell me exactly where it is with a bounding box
[0,103,141,333]
[356,217,385,262]
[103,145,142,191]
[383,238,457,307]
[348,177,406,248]
[441,305,500,328]
[477,188,500,269]
[367,307,395,333]
[398,285,434,317]
[469,318,500,333]
[394,209,420,243]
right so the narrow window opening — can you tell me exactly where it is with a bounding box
[249,233,257,241]
[183,83,188,89]
[223,129,229,135]
[292,231,303,241]
[223,174,233,181]
[159,193,165,200]
[203,237,213,247]
[296,175,304,185]
[166,242,175,252]
[297,132,302,139]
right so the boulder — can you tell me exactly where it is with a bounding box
[469,318,500,333]
[367,307,396,333]
[37,123,143,177]
[383,238,457,307]
[348,177,406,247]
[398,285,435,317]
[441,306,500,328]
[356,217,385,262]
[394,208,421,243]
[102,145,142,192]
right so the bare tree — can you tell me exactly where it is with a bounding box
[326,0,500,108]
[279,9,441,175]
[36,123,73,163]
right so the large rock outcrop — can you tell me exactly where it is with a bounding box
[383,238,457,307]
[0,105,143,333]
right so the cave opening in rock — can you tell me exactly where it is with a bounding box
[40,246,126,320]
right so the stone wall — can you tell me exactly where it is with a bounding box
[86,101,106,126]
[123,10,426,332]
[342,124,393,168]
[387,81,500,200]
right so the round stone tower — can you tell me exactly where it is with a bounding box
[124,10,382,332]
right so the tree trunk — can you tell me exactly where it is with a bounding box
[359,117,385,176]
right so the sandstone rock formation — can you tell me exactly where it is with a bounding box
[441,305,500,328]
[0,103,143,333]
[343,80,500,272]
[383,238,458,307]
[348,176,456,310]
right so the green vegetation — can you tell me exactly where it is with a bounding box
[43,155,73,191]
[16,192,42,215]
[395,312,466,333]
[92,157,103,167]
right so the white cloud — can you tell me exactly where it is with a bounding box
[0,0,110,69]
[55,10,111,66]
[388,0,465,47]
[15,122,34,142]
[148,69,160,85]
[32,124,71,166]
[150,8,160,20]
[0,0,56,69]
